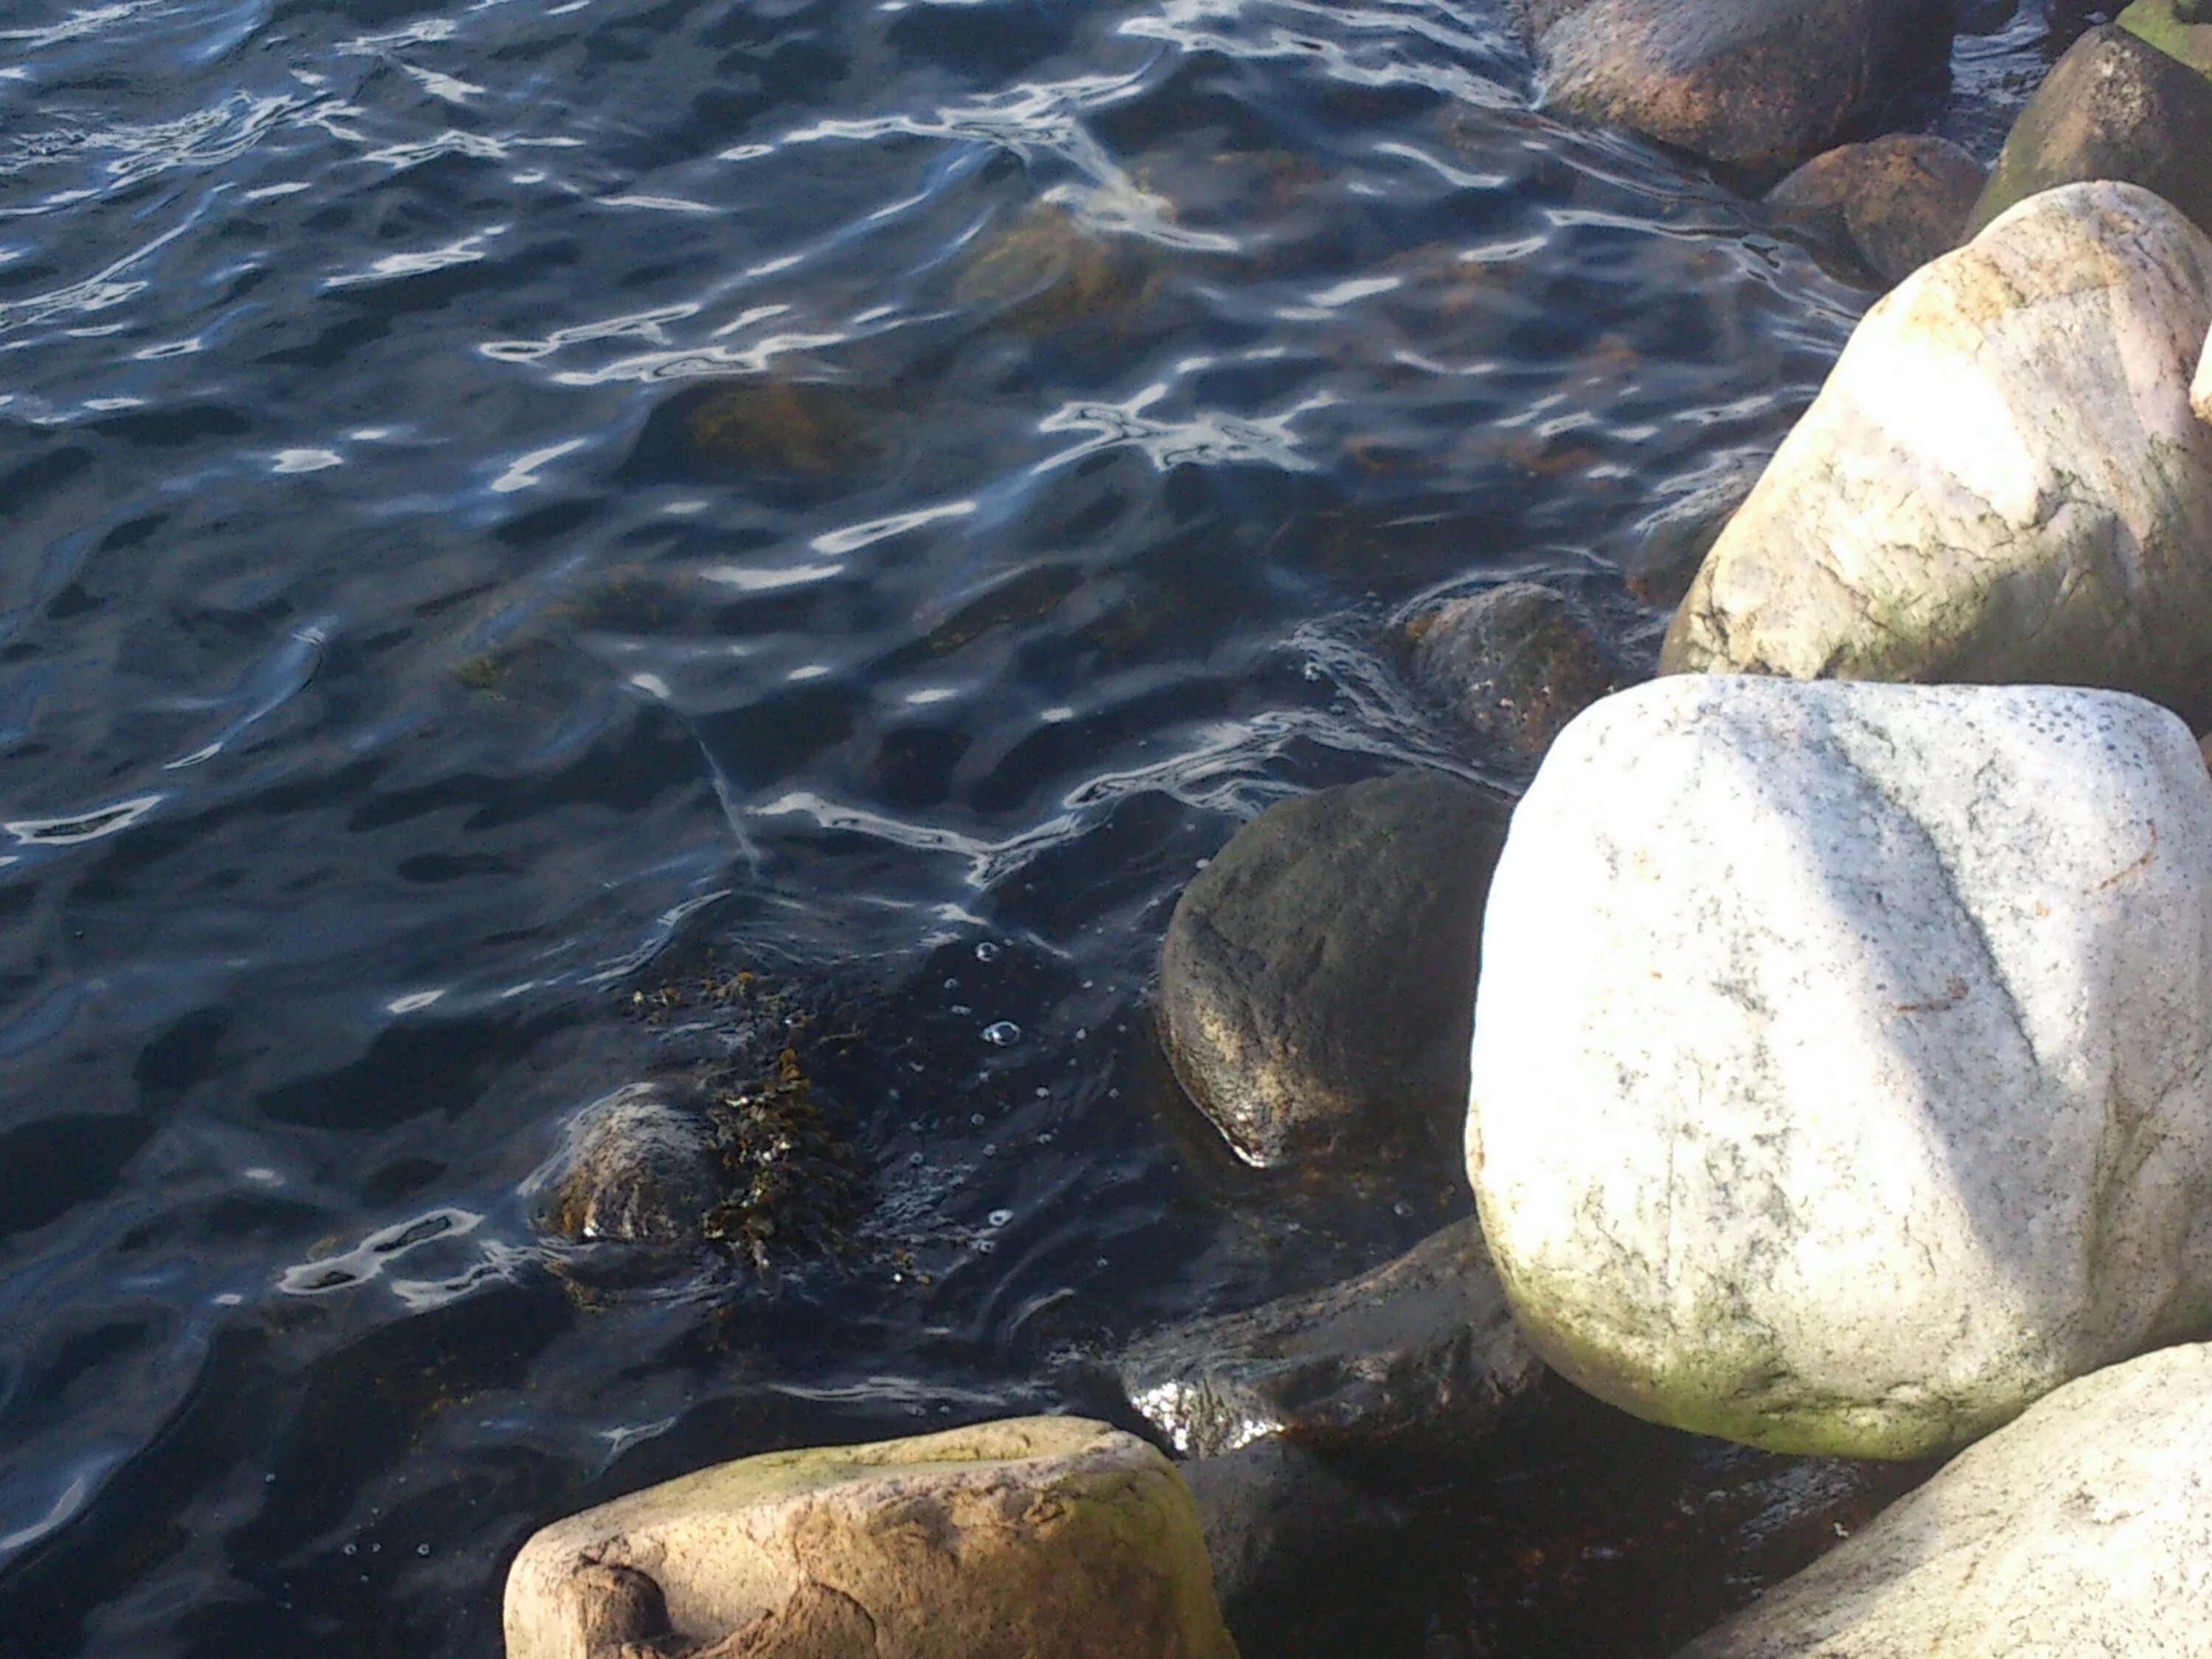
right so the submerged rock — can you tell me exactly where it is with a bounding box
[538,1084,720,1247]
[503,1416,1237,1659]
[952,200,1164,336]
[1118,1220,1543,1460]
[1469,677,2212,1460]
[1664,182,2212,731]
[1675,1343,2212,1657]
[1967,27,2212,240]
[1158,772,1510,1169]
[1619,456,1766,609]
[1405,582,1628,766]
[1767,135,1983,285]
[1527,0,1955,169]
[625,378,897,485]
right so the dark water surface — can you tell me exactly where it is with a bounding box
[0,2,2057,1654]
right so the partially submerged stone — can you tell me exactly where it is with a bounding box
[1118,1220,1543,1460]
[1158,772,1510,1169]
[952,201,1162,335]
[1967,27,2212,240]
[538,1084,720,1247]
[1767,136,1984,285]
[625,378,897,484]
[1674,1343,2212,1656]
[504,1417,1237,1659]
[1528,0,1952,169]
[1469,677,2212,1460]
[1665,183,2212,731]
[1178,1436,1399,1627]
[1405,583,1628,767]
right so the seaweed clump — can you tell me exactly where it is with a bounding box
[697,1045,870,1276]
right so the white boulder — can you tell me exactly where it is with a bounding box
[1466,675,2212,1458]
[1674,1340,2212,1657]
[1662,182,2212,732]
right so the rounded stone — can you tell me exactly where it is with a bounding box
[1968,27,2212,242]
[1160,771,1511,1169]
[1767,135,1985,285]
[1406,583,1626,766]
[537,1083,719,1246]
[1469,676,2212,1459]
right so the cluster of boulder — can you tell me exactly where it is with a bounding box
[499,12,2212,1659]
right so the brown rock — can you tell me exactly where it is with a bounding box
[1405,583,1627,765]
[1768,135,1986,284]
[1529,0,1956,169]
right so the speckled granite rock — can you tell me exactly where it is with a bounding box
[1665,183,2212,731]
[1470,676,2212,1459]
[1674,1343,2212,1657]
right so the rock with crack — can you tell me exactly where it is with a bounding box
[1663,182,2212,732]
[1116,1219,1544,1460]
[1672,1341,2212,1656]
[1767,135,1984,286]
[1524,0,1956,170]
[1159,772,1512,1169]
[1966,26,2212,242]
[1468,676,2212,1460]
[503,1417,1237,1659]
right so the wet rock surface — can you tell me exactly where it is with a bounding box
[1118,1219,1544,1461]
[1405,582,1629,765]
[1527,0,1956,169]
[2119,0,2212,76]
[1158,771,1511,1169]
[503,1417,1237,1659]
[1618,457,1766,609]
[1179,1436,1402,1631]
[1767,135,1984,285]
[1471,677,2212,1459]
[1675,1342,2212,1658]
[1968,26,2212,240]
[538,1082,721,1247]
[1666,182,2212,728]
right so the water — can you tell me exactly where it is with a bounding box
[0,1,2058,1654]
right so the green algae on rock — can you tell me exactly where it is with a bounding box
[503,1416,1239,1659]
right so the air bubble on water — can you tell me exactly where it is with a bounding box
[908,1152,925,1166]
[943,977,959,991]
[344,1543,357,1557]
[987,1208,1012,1227]
[970,1113,987,1126]
[975,941,1001,961]
[981,1143,997,1158]
[417,1543,431,1557]
[981,1020,1020,1046]
[1034,1087,1048,1099]
[950,1004,973,1015]
[1393,1200,1412,1217]
[1074,1028,1087,1041]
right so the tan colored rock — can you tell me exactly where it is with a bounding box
[1767,135,1984,285]
[1663,182,2212,731]
[504,1417,1237,1659]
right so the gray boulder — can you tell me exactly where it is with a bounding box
[1527,0,1956,169]
[1767,135,1984,285]
[1968,27,2212,240]
[1119,1219,1543,1459]
[1674,1342,2212,1657]
[1470,676,2212,1460]
[1159,772,1510,1168]
[1406,583,1627,766]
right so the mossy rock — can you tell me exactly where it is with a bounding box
[2120,0,2212,78]
[504,1417,1239,1659]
